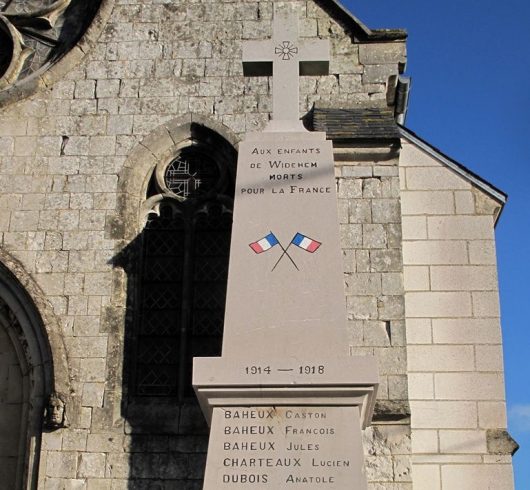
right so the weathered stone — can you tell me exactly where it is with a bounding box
[46,451,78,478]
[78,452,106,478]
[359,43,407,65]
[363,224,387,248]
[338,178,363,198]
[373,401,411,422]
[364,64,399,84]
[486,430,519,456]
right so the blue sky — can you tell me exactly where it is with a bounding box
[342,0,530,486]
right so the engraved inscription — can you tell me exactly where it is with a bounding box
[241,146,331,197]
[204,406,365,488]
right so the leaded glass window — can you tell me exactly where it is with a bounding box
[164,148,220,199]
[130,134,235,402]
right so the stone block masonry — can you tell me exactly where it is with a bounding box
[336,148,410,488]
[400,140,513,490]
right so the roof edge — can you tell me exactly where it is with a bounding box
[399,126,507,222]
[317,0,408,41]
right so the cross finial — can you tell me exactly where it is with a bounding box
[243,8,330,130]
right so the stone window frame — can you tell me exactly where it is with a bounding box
[113,115,239,432]
[130,139,235,402]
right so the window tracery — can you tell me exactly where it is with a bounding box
[0,0,101,90]
[130,133,236,402]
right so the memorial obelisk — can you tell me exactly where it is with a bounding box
[193,7,379,489]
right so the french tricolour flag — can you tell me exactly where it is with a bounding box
[249,232,279,254]
[291,233,321,253]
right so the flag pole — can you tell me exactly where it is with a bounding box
[271,240,298,272]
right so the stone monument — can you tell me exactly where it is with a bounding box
[193,7,379,489]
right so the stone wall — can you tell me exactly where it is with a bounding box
[399,139,515,490]
[336,143,411,488]
[337,146,406,405]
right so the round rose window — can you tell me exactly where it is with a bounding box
[0,0,102,90]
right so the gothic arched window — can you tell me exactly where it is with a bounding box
[129,127,236,403]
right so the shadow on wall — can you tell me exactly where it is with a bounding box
[111,124,237,488]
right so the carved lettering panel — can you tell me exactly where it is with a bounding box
[203,406,367,489]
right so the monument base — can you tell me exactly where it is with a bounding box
[193,356,378,489]
[203,405,367,489]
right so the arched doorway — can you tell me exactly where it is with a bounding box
[0,257,67,489]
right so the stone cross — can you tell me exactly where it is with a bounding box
[243,9,329,123]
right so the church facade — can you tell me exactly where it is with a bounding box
[0,0,517,489]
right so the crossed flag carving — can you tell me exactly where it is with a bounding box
[249,232,321,271]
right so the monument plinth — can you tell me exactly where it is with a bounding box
[204,406,367,489]
[194,8,378,489]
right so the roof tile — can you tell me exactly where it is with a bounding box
[312,107,400,140]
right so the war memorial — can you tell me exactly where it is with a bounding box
[0,0,517,488]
